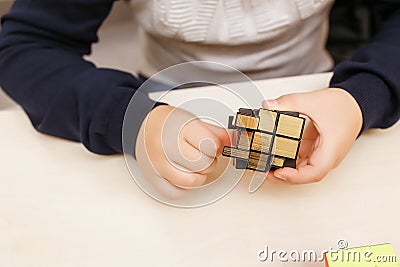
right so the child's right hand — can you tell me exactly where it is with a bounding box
[140,105,230,188]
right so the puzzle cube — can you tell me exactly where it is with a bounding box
[222,108,305,172]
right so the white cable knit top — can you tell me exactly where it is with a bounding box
[131,0,335,82]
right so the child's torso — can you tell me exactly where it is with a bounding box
[131,0,335,81]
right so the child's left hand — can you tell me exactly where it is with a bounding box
[263,88,363,184]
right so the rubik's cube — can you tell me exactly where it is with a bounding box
[222,108,305,172]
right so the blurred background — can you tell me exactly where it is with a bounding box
[0,0,380,110]
[0,0,14,109]
[0,0,140,110]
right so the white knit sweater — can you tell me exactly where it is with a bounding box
[131,0,335,82]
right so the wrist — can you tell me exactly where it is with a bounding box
[328,87,363,135]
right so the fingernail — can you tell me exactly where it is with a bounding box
[274,172,286,180]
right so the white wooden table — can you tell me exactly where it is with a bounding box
[0,73,399,266]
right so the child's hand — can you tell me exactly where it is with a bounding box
[263,88,363,184]
[140,105,230,188]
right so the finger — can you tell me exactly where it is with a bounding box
[265,171,287,184]
[296,158,309,168]
[302,120,319,140]
[203,122,231,149]
[297,138,315,160]
[273,137,336,184]
[182,120,222,158]
[297,123,319,160]
[170,140,217,174]
[136,121,188,200]
[159,159,208,188]
[197,158,217,175]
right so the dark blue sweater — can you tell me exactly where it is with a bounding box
[0,0,399,155]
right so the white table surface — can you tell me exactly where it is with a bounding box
[0,72,399,266]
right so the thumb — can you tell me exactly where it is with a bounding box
[203,123,231,152]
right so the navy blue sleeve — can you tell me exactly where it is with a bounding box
[330,1,400,132]
[0,0,156,155]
